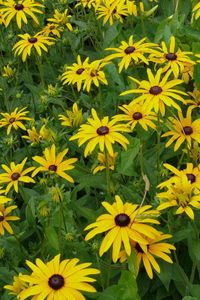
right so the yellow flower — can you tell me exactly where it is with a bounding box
[13,33,55,62]
[157,177,200,220]
[32,144,78,183]
[75,0,97,8]
[105,35,158,73]
[70,108,130,157]
[4,273,27,296]
[96,0,128,25]
[18,254,100,300]
[114,102,157,131]
[39,125,56,142]
[193,1,200,20]
[92,152,118,174]
[83,59,109,92]
[126,0,138,16]
[0,11,6,25]
[120,68,187,116]
[38,23,63,37]
[22,126,41,145]
[0,0,44,29]
[59,103,84,128]
[47,8,73,31]
[0,107,31,135]
[0,204,19,235]
[182,62,194,83]
[61,55,90,91]
[0,158,35,194]
[85,195,160,262]
[162,108,200,151]
[119,233,175,279]
[2,64,14,78]
[149,36,195,78]
[188,87,200,110]
[50,185,64,202]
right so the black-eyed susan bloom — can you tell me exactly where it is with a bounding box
[17,254,100,300]
[85,195,160,262]
[114,102,157,131]
[105,35,158,73]
[162,108,200,151]
[59,103,83,128]
[47,8,73,31]
[4,273,27,297]
[119,233,175,279]
[120,68,187,116]
[0,204,19,235]
[70,109,130,157]
[0,158,35,194]
[32,144,78,183]
[149,36,195,78]
[13,33,55,62]
[92,152,118,174]
[38,23,63,37]
[0,107,31,135]
[95,0,128,25]
[0,0,44,29]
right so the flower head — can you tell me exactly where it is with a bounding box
[92,152,118,174]
[96,0,128,25]
[120,68,187,116]
[38,23,63,37]
[47,8,73,31]
[0,204,19,235]
[17,254,100,300]
[0,0,44,29]
[4,273,27,296]
[70,108,130,157]
[32,144,78,183]
[2,64,14,78]
[59,103,84,128]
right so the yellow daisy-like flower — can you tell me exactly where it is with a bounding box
[0,204,19,235]
[13,33,55,62]
[75,0,97,8]
[162,108,200,151]
[17,254,100,300]
[47,8,73,31]
[126,0,138,16]
[4,273,27,296]
[105,35,158,73]
[158,163,200,190]
[0,107,31,135]
[0,0,44,29]
[96,0,128,25]
[0,11,6,25]
[119,233,175,279]
[120,68,187,116]
[92,152,118,174]
[85,195,160,262]
[0,188,12,203]
[61,55,90,91]
[32,144,78,183]
[188,87,200,110]
[38,23,63,37]
[157,177,200,220]
[182,62,194,84]
[2,64,14,78]
[149,36,195,78]
[0,158,35,194]
[59,103,84,128]
[193,1,200,20]
[22,125,50,145]
[114,102,157,131]
[70,108,130,157]
[83,59,109,92]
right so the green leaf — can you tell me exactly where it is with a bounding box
[45,227,59,251]
[182,297,198,300]
[127,250,137,278]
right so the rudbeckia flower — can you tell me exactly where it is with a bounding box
[162,108,200,151]
[0,158,35,194]
[2,64,14,78]
[38,23,63,37]
[120,68,187,116]
[105,35,158,73]
[96,0,128,25]
[92,152,118,174]
[114,102,157,131]
[0,0,44,29]
[188,88,200,110]
[149,36,195,78]
[17,254,100,300]
[59,103,84,128]
[4,273,27,297]
[13,33,55,62]
[70,108,130,157]
[32,144,78,183]
[119,233,175,279]
[85,195,160,262]
[47,8,73,31]
[0,107,31,135]
[0,204,19,235]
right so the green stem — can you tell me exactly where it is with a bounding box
[60,200,67,232]
[104,149,113,201]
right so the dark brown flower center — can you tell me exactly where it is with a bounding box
[28,37,38,44]
[124,46,135,54]
[9,117,15,123]
[115,213,130,227]
[11,172,20,181]
[48,274,64,290]
[76,68,85,75]
[49,25,55,30]
[183,126,193,135]
[14,4,24,10]
[0,215,4,222]
[132,112,143,120]
[135,243,144,253]
[186,173,196,183]
[48,165,57,172]
[165,53,177,61]
[113,8,117,13]
[96,126,109,135]
[149,86,163,95]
